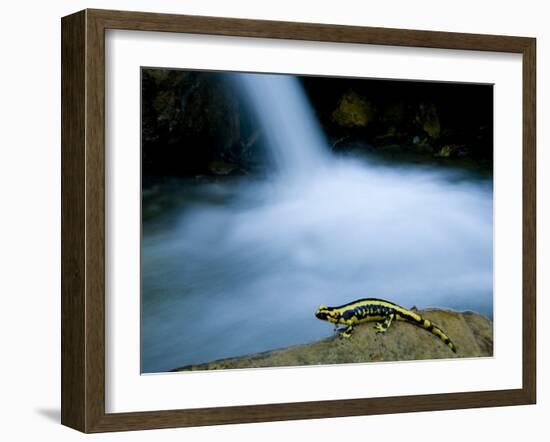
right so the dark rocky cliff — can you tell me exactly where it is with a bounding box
[142,69,493,179]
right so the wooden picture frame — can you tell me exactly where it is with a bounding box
[61,8,536,433]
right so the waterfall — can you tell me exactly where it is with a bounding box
[235,73,328,176]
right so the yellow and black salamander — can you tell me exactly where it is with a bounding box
[315,298,456,353]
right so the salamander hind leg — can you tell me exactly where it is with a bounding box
[374,313,394,334]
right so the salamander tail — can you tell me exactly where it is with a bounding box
[414,314,457,354]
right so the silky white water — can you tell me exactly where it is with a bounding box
[141,74,493,373]
[234,74,328,176]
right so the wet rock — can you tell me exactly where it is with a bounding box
[208,160,238,175]
[332,90,377,128]
[435,144,460,158]
[411,137,434,154]
[416,103,441,140]
[175,309,493,371]
[142,70,246,176]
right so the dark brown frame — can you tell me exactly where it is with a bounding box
[61,8,536,433]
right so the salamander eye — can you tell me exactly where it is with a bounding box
[318,305,327,310]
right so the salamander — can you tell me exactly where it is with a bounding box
[315,298,457,353]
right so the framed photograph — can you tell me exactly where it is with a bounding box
[61,9,536,433]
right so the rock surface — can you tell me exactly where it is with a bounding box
[332,90,376,128]
[175,309,493,371]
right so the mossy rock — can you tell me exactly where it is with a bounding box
[434,144,460,158]
[208,160,238,175]
[332,90,376,128]
[416,103,441,140]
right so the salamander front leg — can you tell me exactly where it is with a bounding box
[374,313,394,334]
[339,324,355,338]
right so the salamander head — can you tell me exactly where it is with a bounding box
[315,305,341,324]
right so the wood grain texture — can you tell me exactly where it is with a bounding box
[90,389,530,432]
[522,38,536,403]
[89,8,532,52]
[61,10,86,432]
[84,10,107,433]
[60,8,537,433]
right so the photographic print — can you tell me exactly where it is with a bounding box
[141,68,494,374]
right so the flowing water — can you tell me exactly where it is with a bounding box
[141,74,493,373]
[233,74,328,176]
